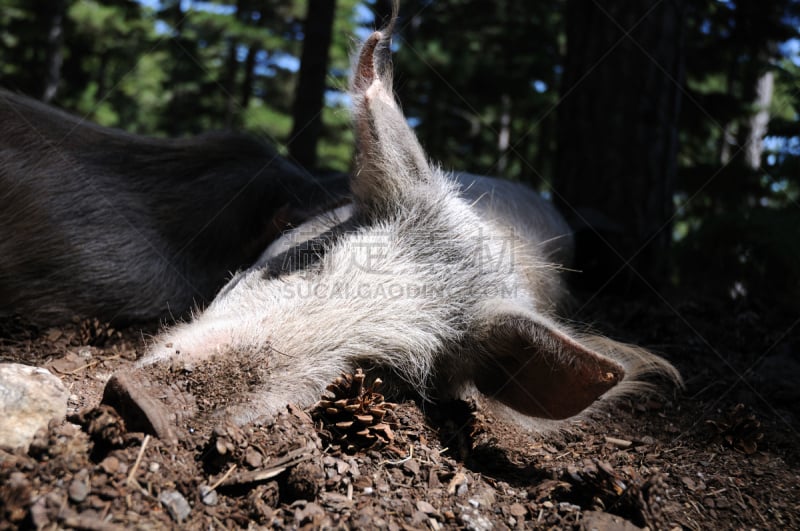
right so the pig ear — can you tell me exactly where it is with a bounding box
[470,307,625,420]
[350,24,438,214]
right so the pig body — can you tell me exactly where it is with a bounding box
[132,25,679,431]
[0,90,345,324]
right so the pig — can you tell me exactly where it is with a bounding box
[111,21,679,438]
[0,89,347,325]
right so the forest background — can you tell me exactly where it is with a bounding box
[1,0,798,307]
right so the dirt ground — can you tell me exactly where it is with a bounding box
[1,291,798,530]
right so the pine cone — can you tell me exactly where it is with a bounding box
[73,404,127,448]
[78,318,121,347]
[563,459,627,505]
[561,460,668,529]
[623,472,668,529]
[706,403,763,455]
[312,368,397,453]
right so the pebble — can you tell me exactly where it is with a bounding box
[0,363,68,450]
[199,485,219,506]
[244,447,263,468]
[403,458,420,476]
[580,510,641,530]
[100,456,120,474]
[508,502,527,517]
[159,490,191,523]
[460,507,493,531]
[68,478,90,502]
[470,486,496,508]
[417,500,437,514]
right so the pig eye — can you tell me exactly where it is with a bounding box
[261,235,332,280]
[260,218,352,280]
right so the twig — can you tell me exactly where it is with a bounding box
[221,446,316,487]
[379,445,413,466]
[208,464,237,491]
[605,436,633,448]
[126,435,150,490]
[56,353,122,375]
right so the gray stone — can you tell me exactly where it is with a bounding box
[68,477,90,502]
[199,485,219,506]
[580,510,642,531]
[0,363,68,450]
[159,490,191,523]
[459,506,493,531]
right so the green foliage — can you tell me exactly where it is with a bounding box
[679,0,800,213]
[243,99,293,146]
[389,0,563,186]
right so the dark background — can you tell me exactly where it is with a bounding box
[1,0,798,307]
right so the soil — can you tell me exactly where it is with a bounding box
[1,292,798,530]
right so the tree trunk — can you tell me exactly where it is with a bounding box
[240,43,258,111]
[288,0,337,170]
[240,2,268,113]
[555,0,687,293]
[496,93,511,174]
[38,0,65,103]
[744,70,773,170]
[222,38,240,128]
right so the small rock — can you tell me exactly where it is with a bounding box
[199,485,219,506]
[0,363,68,450]
[99,456,120,474]
[244,446,263,468]
[159,490,191,523]
[417,500,437,515]
[471,486,496,507]
[403,458,420,476]
[460,507,493,531]
[580,510,642,530]
[508,503,527,518]
[68,477,90,503]
[448,471,468,495]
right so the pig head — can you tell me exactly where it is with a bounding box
[108,24,679,439]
